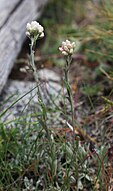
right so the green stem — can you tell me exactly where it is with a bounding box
[64,56,74,128]
[29,39,51,140]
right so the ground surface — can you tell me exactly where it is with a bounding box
[1,37,113,147]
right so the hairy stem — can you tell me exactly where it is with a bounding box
[29,39,51,140]
[64,56,74,128]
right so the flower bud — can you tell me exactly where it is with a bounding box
[59,39,80,56]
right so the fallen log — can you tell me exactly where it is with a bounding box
[0,0,47,93]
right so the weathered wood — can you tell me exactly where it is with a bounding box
[0,0,47,93]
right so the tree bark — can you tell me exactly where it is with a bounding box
[0,0,47,93]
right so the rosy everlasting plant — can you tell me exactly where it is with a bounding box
[59,39,80,129]
[25,20,45,80]
[25,21,51,140]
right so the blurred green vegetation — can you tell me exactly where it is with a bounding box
[78,0,113,63]
[41,0,113,66]
[40,0,82,54]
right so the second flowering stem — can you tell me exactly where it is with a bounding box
[59,39,80,128]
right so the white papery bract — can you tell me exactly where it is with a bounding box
[26,21,44,39]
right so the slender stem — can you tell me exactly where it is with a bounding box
[64,56,74,128]
[29,39,51,140]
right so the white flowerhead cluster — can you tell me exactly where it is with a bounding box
[59,40,80,56]
[26,21,44,39]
